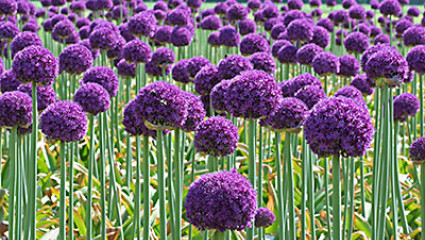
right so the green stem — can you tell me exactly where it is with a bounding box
[134,135,141,239]
[360,156,366,219]
[301,138,308,240]
[275,132,284,239]
[59,141,67,240]
[347,158,355,240]
[143,135,150,240]
[285,132,295,240]
[100,113,106,240]
[324,157,331,239]
[174,129,183,240]
[247,119,257,240]
[421,163,425,240]
[212,230,226,240]
[309,149,316,240]
[332,154,341,240]
[157,131,167,240]
[86,115,95,239]
[9,127,17,240]
[68,142,74,240]
[394,123,409,233]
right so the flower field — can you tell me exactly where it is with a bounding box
[1,0,425,239]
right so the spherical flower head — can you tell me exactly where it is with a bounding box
[52,19,75,41]
[145,60,171,77]
[167,8,190,26]
[41,0,51,7]
[407,7,420,17]
[272,40,291,57]
[410,137,425,164]
[249,52,276,74]
[89,27,119,50]
[395,19,413,35]
[238,19,256,36]
[393,93,419,122]
[297,43,323,65]
[271,24,286,40]
[254,208,275,228]
[264,17,281,31]
[370,0,379,9]
[153,26,171,45]
[182,92,206,132]
[344,32,370,54]
[288,0,303,10]
[407,45,425,74]
[350,74,375,95]
[335,86,366,107]
[239,33,270,56]
[260,97,308,132]
[403,26,425,47]
[287,19,313,43]
[187,0,202,9]
[59,44,93,75]
[122,40,152,63]
[17,83,56,111]
[361,44,389,70]
[226,70,281,119]
[218,54,253,80]
[277,44,298,65]
[342,0,356,9]
[134,81,188,130]
[12,45,58,86]
[247,0,261,10]
[262,4,279,19]
[201,15,222,31]
[309,0,321,7]
[0,0,17,15]
[0,91,32,128]
[10,32,42,58]
[128,11,157,38]
[211,80,233,113]
[364,46,408,87]
[312,52,340,76]
[304,97,374,158]
[0,22,19,41]
[106,37,125,60]
[338,55,360,77]
[226,3,249,22]
[171,27,192,47]
[79,39,99,61]
[349,4,366,20]
[70,1,86,13]
[185,169,256,231]
[117,59,135,79]
[326,0,337,7]
[374,34,390,45]
[122,99,158,137]
[317,18,334,33]
[379,0,402,16]
[219,26,240,47]
[0,70,20,93]
[294,85,326,109]
[81,66,119,97]
[194,65,221,96]
[151,47,175,68]
[40,100,87,143]
[22,22,38,33]
[280,72,322,97]
[369,26,382,38]
[74,83,110,116]
[171,59,191,83]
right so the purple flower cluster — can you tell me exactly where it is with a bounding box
[344,32,370,54]
[122,99,157,138]
[335,86,366,107]
[59,44,93,75]
[74,83,110,116]
[312,52,340,76]
[249,52,276,74]
[171,27,192,47]
[407,45,425,74]
[296,43,323,65]
[219,26,240,47]
[181,92,206,132]
[128,11,157,38]
[410,137,425,164]
[280,73,322,97]
[17,83,56,111]
[40,100,87,143]
[185,169,256,232]
[338,55,360,77]
[211,80,232,113]
[194,65,221,96]
[0,70,20,93]
[402,26,425,47]
[393,93,419,122]
[304,97,374,158]
[218,54,253,80]
[350,74,375,95]
[0,91,32,128]
[294,85,326,109]
[81,66,119,97]
[254,208,276,228]
[287,19,313,42]
[239,33,270,56]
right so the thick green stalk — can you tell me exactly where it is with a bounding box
[394,123,409,233]
[347,158,355,240]
[360,156,366,219]
[301,138,308,240]
[324,157,331,240]
[15,136,22,240]
[174,129,182,240]
[9,127,17,240]
[157,131,167,240]
[421,163,425,240]
[143,135,150,240]
[99,113,106,240]
[285,132,295,240]
[212,230,226,240]
[59,141,67,240]
[258,127,264,240]
[125,77,132,188]
[275,132,285,240]
[134,135,141,239]
[332,154,341,240]
[246,119,257,240]
[308,150,316,240]
[68,142,74,240]
[86,115,95,239]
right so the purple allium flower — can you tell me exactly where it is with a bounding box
[219,26,240,47]
[287,19,313,42]
[12,46,57,86]
[201,15,222,31]
[342,0,356,9]
[0,0,17,15]
[123,40,152,63]
[226,3,249,22]
[326,0,337,7]
[187,57,211,80]
[117,59,135,79]
[10,32,42,58]
[370,0,379,9]
[407,7,420,17]
[81,66,119,97]
[311,8,323,18]
[294,85,326,109]
[78,39,99,60]
[22,22,38,33]
[239,33,270,56]
[194,65,221,96]
[407,45,425,74]
[17,83,56,111]
[182,92,206,132]
[410,137,425,164]
[59,44,93,75]
[52,19,75,42]
[254,208,275,228]
[185,169,256,231]
[360,44,389,70]
[265,17,283,31]
[134,81,188,130]
[277,44,298,64]
[403,26,425,47]
[214,2,228,15]
[311,26,330,49]
[309,0,321,7]
[154,1,168,11]
[364,46,408,87]
[168,8,190,26]
[304,97,374,158]
[128,11,157,38]
[70,1,85,13]
[393,93,419,122]
[226,70,280,119]
[297,43,323,65]
[338,55,360,77]
[349,4,366,20]
[280,73,322,97]
[395,19,413,35]
[41,0,51,7]
[366,10,374,19]
[374,34,390,45]
[0,91,32,127]
[145,61,171,77]
[260,97,308,132]
[211,80,232,113]
[218,54,253,80]
[271,24,286,40]
[122,99,157,138]
[247,0,261,10]
[89,27,118,50]
[317,18,334,32]
[350,74,375,95]
[370,26,382,38]
[333,10,349,26]
[344,32,369,54]
[51,0,65,6]
[335,85,366,107]
[172,59,191,83]
[249,52,276,74]
[379,0,402,16]
[312,52,340,76]
[187,0,202,9]
[154,9,166,22]
[40,100,87,143]
[151,47,175,68]
[154,25,172,44]
[272,40,292,57]
[288,0,303,10]
[171,27,192,47]
[238,19,256,36]
[74,82,110,115]
[35,9,46,18]
[262,4,279,19]
[0,22,19,41]
[106,36,125,60]
[79,26,90,40]
[0,70,20,93]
